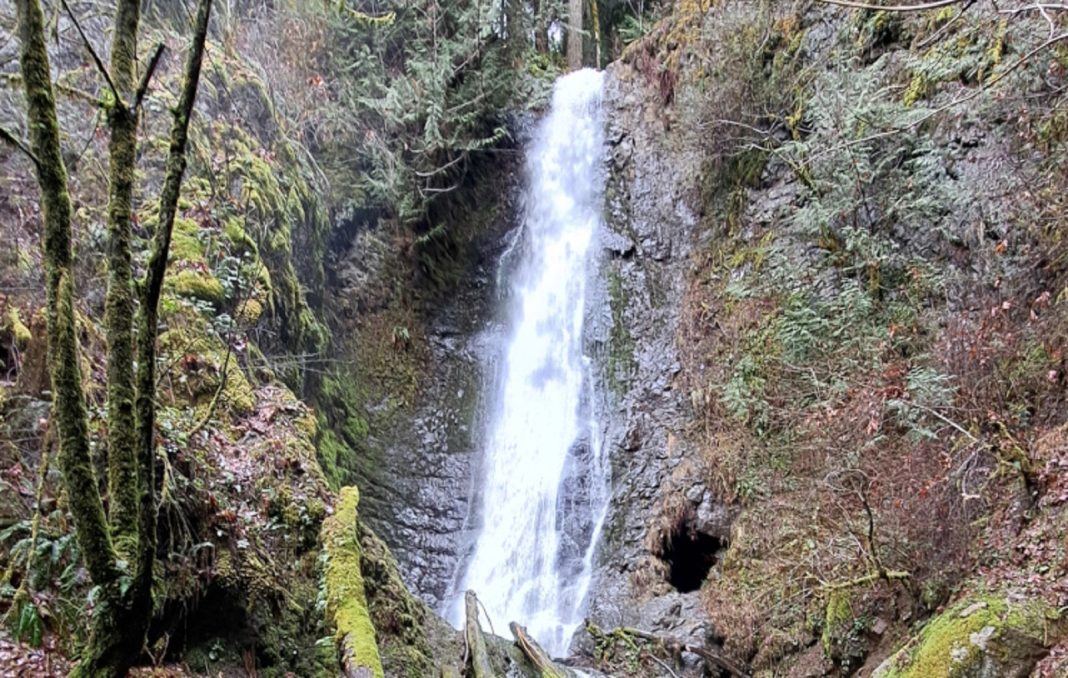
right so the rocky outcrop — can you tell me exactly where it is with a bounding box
[579,59,730,659]
[872,595,1062,678]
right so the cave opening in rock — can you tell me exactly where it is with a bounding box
[663,528,722,593]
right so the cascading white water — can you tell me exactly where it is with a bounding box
[452,69,609,656]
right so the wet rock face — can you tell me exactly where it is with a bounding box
[341,110,534,611]
[357,248,511,611]
[580,61,730,652]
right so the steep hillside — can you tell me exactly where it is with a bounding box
[581,1,1068,676]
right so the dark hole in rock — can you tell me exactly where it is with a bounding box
[663,527,722,593]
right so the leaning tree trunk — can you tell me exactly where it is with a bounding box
[567,0,583,69]
[16,0,125,675]
[134,0,213,628]
[14,0,117,602]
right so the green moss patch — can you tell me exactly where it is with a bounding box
[2,307,32,350]
[157,322,257,416]
[166,269,226,305]
[875,595,1062,678]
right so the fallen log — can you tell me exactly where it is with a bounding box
[464,591,496,678]
[510,622,567,678]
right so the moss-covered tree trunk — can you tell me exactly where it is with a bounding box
[15,0,116,593]
[16,0,130,675]
[16,0,213,674]
[134,0,213,619]
[104,0,141,557]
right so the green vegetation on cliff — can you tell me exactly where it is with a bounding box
[622,0,1068,675]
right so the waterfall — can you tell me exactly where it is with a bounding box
[450,69,609,656]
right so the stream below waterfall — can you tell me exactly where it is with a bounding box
[446,69,611,657]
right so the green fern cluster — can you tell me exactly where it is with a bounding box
[716,34,971,441]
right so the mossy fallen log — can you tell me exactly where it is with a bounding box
[321,487,385,678]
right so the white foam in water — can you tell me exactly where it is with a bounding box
[449,69,609,657]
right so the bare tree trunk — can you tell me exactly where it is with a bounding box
[463,592,494,678]
[505,0,526,61]
[590,0,601,68]
[533,0,549,52]
[567,0,583,69]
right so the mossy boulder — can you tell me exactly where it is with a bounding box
[320,486,385,678]
[166,269,226,305]
[874,595,1063,678]
[157,324,257,415]
[169,216,207,262]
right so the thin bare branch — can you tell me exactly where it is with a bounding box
[133,42,166,112]
[59,0,122,105]
[0,125,41,167]
[816,0,963,11]
[916,0,977,49]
